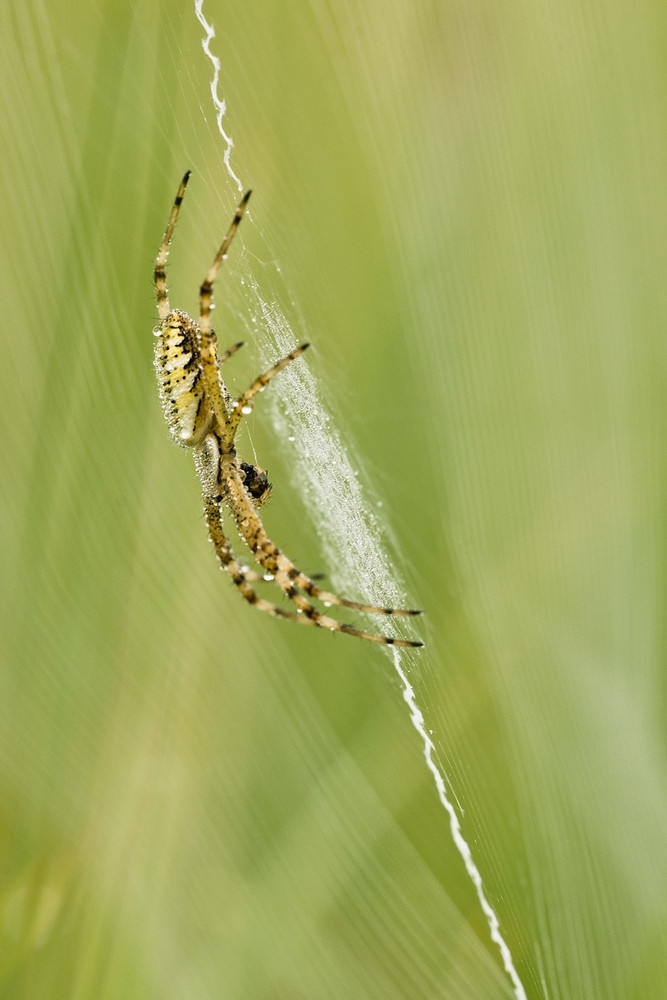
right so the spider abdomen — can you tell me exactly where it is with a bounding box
[154,310,211,446]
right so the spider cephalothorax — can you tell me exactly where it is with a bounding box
[153,171,422,647]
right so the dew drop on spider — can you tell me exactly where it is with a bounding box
[241,404,253,415]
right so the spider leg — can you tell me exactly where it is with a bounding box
[203,496,300,620]
[225,468,422,618]
[269,573,423,646]
[199,190,252,342]
[195,191,252,442]
[275,566,422,618]
[203,497,421,646]
[237,567,272,583]
[229,343,310,434]
[220,471,423,645]
[155,171,191,322]
[219,340,245,364]
[214,340,246,413]
[269,551,422,625]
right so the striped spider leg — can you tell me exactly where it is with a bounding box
[153,171,423,647]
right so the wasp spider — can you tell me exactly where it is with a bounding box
[153,172,422,647]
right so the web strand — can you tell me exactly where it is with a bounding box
[391,650,528,1000]
[193,0,243,192]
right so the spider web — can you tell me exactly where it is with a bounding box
[192,3,528,998]
[243,276,408,617]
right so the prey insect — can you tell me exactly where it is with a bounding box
[153,171,423,647]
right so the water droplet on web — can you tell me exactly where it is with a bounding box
[241,405,253,415]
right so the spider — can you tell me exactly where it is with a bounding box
[153,171,423,647]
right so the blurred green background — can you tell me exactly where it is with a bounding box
[1,1,666,997]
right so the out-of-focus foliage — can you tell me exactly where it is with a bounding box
[1,1,666,998]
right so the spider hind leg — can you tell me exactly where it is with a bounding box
[204,498,422,647]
